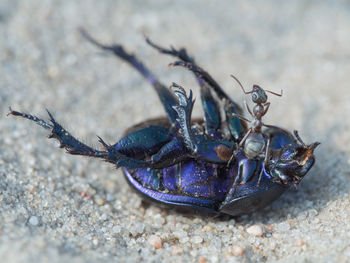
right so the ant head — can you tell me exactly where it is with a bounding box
[252,85,267,104]
[230,75,283,104]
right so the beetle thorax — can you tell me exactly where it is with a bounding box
[244,132,266,159]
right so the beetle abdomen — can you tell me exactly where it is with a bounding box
[128,160,235,202]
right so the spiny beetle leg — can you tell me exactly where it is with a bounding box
[171,83,198,154]
[170,85,235,164]
[145,38,221,135]
[145,37,195,64]
[171,61,246,142]
[150,137,189,167]
[80,29,178,127]
[224,101,247,142]
[9,108,194,169]
[200,83,221,136]
[113,125,171,160]
[170,61,233,103]
[9,108,160,169]
[8,108,108,158]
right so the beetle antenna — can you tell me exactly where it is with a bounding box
[230,75,252,94]
[265,89,283,97]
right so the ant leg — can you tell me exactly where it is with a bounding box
[145,38,221,135]
[231,113,251,125]
[80,29,178,126]
[263,102,271,116]
[227,126,252,168]
[245,101,253,117]
[238,128,252,148]
[257,137,271,186]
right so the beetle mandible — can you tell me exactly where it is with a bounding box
[8,29,320,216]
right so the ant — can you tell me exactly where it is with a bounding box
[229,75,283,185]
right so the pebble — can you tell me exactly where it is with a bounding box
[29,216,39,226]
[202,226,213,232]
[112,225,121,234]
[173,230,187,239]
[295,240,305,247]
[92,239,99,246]
[152,214,165,227]
[232,245,244,256]
[148,235,162,249]
[308,209,318,217]
[172,246,182,255]
[246,225,264,236]
[95,196,105,206]
[106,194,115,202]
[179,236,190,244]
[191,235,203,244]
[277,222,290,232]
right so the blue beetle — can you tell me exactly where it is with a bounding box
[9,30,319,216]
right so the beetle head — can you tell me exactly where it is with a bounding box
[267,140,320,186]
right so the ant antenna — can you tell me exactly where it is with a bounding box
[231,75,283,98]
[265,89,283,97]
[230,75,252,94]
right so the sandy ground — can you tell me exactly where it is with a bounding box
[1,1,350,262]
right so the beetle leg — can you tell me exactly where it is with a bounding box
[103,135,192,169]
[257,137,270,186]
[112,125,171,160]
[150,137,189,167]
[8,108,108,159]
[171,83,198,154]
[145,37,195,64]
[145,38,203,88]
[145,38,221,136]
[199,83,222,136]
[145,41,226,109]
[170,61,246,142]
[80,29,178,126]
[8,108,176,169]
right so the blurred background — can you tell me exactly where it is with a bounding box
[1,0,350,262]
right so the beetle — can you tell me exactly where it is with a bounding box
[8,30,320,216]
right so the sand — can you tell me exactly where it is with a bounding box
[1,1,350,262]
